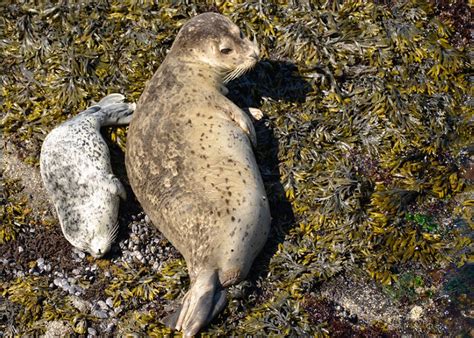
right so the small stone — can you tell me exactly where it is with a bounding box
[78,251,86,259]
[106,297,114,308]
[92,309,108,319]
[44,264,52,272]
[97,300,108,310]
[37,258,45,267]
[44,320,73,337]
[18,246,24,253]
[134,251,143,261]
[70,295,90,312]
[87,327,97,336]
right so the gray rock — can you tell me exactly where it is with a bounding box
[70,295,91,312]
[91,309,108,319]
[106,297,114,308]
[44,320,73,337]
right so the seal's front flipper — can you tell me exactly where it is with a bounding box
[106,175,127,200]
[100,102,136,126]
[165,270,226,336]
[228,107,257,148]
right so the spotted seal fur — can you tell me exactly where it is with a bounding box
[125,12,271,335]
[40,94,135,258]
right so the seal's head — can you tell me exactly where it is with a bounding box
[169,12,259,82]
[67,217,119,259]
[88,236,112,258]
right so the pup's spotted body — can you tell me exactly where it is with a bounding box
[126,13,271,336]
[40,94,135,258]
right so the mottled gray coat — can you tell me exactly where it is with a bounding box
[40,94,134,258]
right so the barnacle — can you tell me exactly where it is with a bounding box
[1,0,472,335]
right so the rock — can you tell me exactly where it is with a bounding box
[70,295,91,313]
[44,320,73,337]
[87,327,97,336]
[91,309,108,319]
[97,300,108,310]
[319,274,403,329]
[105,297,114,308]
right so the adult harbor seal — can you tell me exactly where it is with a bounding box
[125,12,271,335]
[40,94,135,258]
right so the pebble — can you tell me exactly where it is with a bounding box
[106,297,114,308]
[37,257,45,267]
[87,327,97,336]
[92,309,108,319]
[97,300,108,310]
[18,246,24,253]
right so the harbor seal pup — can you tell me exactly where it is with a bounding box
[126,12,271,335]
[40,94,135,258]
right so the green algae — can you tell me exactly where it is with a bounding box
[1,0,472,335]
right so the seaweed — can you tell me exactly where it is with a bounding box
[1,0,472,335]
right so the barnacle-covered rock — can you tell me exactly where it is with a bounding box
[0,0,472,335]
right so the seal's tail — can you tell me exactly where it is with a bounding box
[94,93,136,126]
[163,270,227,336]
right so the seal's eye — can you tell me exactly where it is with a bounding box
[220,48,232,55]
[239,31,244,39]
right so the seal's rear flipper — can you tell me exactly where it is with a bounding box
[84,93,135,126]
[100,102,136,126]
[164,270,227,336]
[97,93,125,106]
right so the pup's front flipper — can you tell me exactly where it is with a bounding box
[163,269,227,336]
[106,174,127,200]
